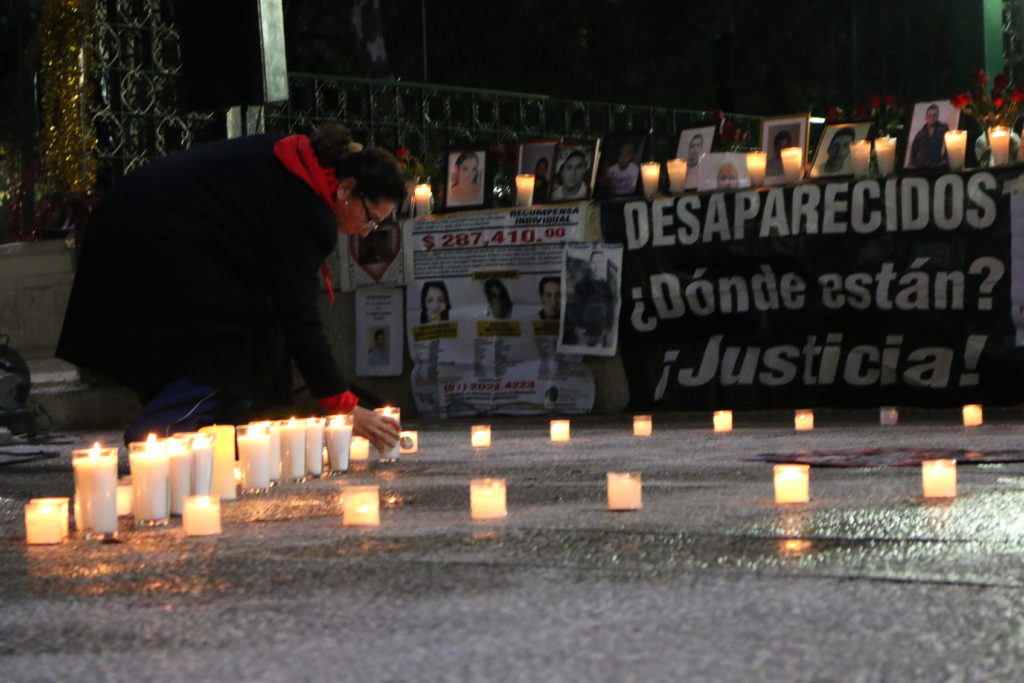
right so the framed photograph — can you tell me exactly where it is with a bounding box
[444,148,489,210]
[760,113,810,185]
[518,139,558,204]
[593,132,650,199]
[695,152,752,191]
[558,243,623,357]
[676,123,717,189]
[904,100,960,169]
[550,141,598,202]
[808,122,874,178]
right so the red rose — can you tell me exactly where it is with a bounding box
[396,147,410,160]
[994,96,1005,108]
[852,105,867,120]
[976,69,988,85]
[951,93,969,108]
[1012,87,1024,103]
[868,94,881,109]
[883,94,895,106]
[995,73,1010,90]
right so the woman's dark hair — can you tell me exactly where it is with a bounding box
[309,123,406,203]
[420,280,451,323]
[453,151,480,185]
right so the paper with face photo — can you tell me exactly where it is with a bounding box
[677,125,715,189]
[695,152,752,191]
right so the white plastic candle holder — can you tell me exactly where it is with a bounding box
[342,485,380,526]
[470,478,507,520]
[606,472,642,511]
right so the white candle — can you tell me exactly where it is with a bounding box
[606,472,642,511]
[713,410,733,432]
[129,439,171,526]
[880,406,899,426]
[989,126,1011,165]
[373,406,401,460]
[24,499,66,544]
[400,430,419,454]
[198,425,236,501]
[33,497,70,539]
[342,485,380,526]
[874,136,896,175]
[470,478,507,520]
[182,495,222,536]
[515,173,535,207]
[921,459,957,498]
[414,183,432,216]
[944,130,967,170]
[278,417,306,481]
[350,436,370,461]
[746,151,766,187]
[550,419,570,442]
[262,422,281,483]
[774,464,810,504]
[326,414,354,473]
[666,158,688,193]
[166,437,193,515]
[471,425,491,448]
[116,479,133,516]
[849,140,871,178]
[781,147,804,183]
[189,433,215,495]
[237,424,271,492]
[72,443,118,539]
[633,415,652,436]
[962,404,983,427]
[794,409,814,431]
[641,161,661,198]
[305,417,326,478]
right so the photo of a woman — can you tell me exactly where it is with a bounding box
[420,280,451,323]
[446,150,485,208]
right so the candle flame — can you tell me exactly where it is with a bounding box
[90,442,101,457]
[289,417,297,426]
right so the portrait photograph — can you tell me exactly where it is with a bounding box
[676,124,717,189]
[550,141,598,203]
[593,132,650,200]
[444,148,488,210]
[695,152,752,191]
[518,139,558,204]
[904,100,960,170]
[808,122,874,178]
[760,113,810,185]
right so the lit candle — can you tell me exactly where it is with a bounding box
[236,424,271,493]
[373,406,401,460]
[400,430,419,454]
[921,459,957,498]
[414,183,432,216]
[641,161,661,198]
[470,478,507,520]
[710,410,732,432]
[198,425,236,501]
[774,464,810,504]
[116,479,133,516]
[606,472,642,511]
[263,421,281,483]
[944,130,967,170]
[278,417,306,481]
[471,425,491,448]
[633,415,652,436]
[874,136,896,175]
[515,173,535,207]
[780,147,804,183]
[880,406,899,426]
[166,436,193,515]
[182,495,222,536]
[24,499,67,544]
[129,437,170,526]
[189,433,215,495]
[989,126,1011,165]
[849,140,871,178]
[350,436,370,461]
[794,409,814,431]
[746,151,766,188]
[962,404,983,427]
[305,417,326,478]
[550,419,570,442]
[326,414,354,474]
[666,158,688,193]
[72,443,118,539]
[342,485,380,526]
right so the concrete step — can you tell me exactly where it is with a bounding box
[25,357,139,432]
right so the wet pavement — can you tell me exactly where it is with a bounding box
[3,409,1024,681]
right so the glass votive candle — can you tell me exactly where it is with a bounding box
[187,433,216,495]
[774,464,810,504]
[873,136,896,175]
[641,161,661,198]
[326,414,354,473]
[236,424,272,493]
[471,425,491,448]
[414,183,432,216]
[849,140,871,178]
[921,459,957,498]
[515,173,535,207]
[350,436,370,461]
[633,415,652,436]
[116,478,133,516]
[198,424,236,501]
[373,406,401,460]
[606,472,642,511]
[72,443,119,539]
[794,409,814,431]
[305,417,326,478]
[666,158,687,193]
[400,430,419,454]
[129,438,171,527]
[166,436,193,515]
[944,130,967,170]
[880,406,899,426]
[342,485,380,526]
[746,151,766,188]
[550,419,570,442]
[989,126,1011,165]
[182,495,222,536]
[470,478,507,520]
[962,404,983,427]
[780,147,804,183]
[713,410,733,432]
[25,498,68,544]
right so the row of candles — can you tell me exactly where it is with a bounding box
[23,404,988,543]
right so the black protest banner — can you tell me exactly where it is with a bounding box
[601,167,1024,410]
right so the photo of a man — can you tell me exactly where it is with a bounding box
[809,122,872,178]
[538,276,561,320]
[676,125,715,189]
[905,101,957,169]
[594,133,648,199]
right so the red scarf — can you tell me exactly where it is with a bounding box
[273,134,337,304]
